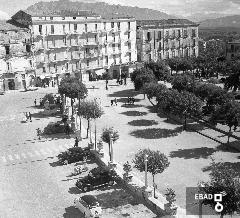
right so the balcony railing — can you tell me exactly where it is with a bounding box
[83,41,99,47]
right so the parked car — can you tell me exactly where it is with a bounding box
[76,168,115,192]
[57,147,90,165]
[74,195,102,217]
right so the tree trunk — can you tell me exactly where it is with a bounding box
[89,120,92,143]
[87,119,90,138]
[152,174,156,198]
[148,98,156,107]
[108,142,111,160]
[78,98,82,140]
[227,126,232,145]
[184,114,187,130]
[94,119,97,150]
[143,93,146,99]
[71,98,74,119]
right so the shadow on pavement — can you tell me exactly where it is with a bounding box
[216,142,240,153]
[121,111,148,117]
[49,160,62,167]
[108,89,138,98]
[63,206,83,218]
[128,119,158,127]
[31,111,61,119]
[130,127,182,139]
[42,133,75,140]
[202,161,240,176]
[169,147,216,159]
[121,104,143,108]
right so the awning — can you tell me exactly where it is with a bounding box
[95,69,105,76]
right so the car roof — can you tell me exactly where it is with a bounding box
[90,167,108,175]
[81,195,98,206]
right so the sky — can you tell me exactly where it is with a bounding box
[0,0,240,18]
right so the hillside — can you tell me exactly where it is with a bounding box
[25,0,175,20]
[200,15,240,28]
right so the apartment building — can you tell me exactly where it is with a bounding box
[225,40,240,60]
[0,20,35,91]
[136,19,199,62]
[10,10,137,83]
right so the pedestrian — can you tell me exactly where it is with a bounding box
[39,98,42,107]
[111,99,114,106]
[74,137,79,147]
[105,80,108,90]
[36,128,41,140]
[65,124,71,137]
[29,112,32,122]
[124,77,127,85]
[25,112,29,121]
[34,99,37,107]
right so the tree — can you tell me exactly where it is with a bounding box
[210,101,240,144]
[78,100,104,144]
[102,71,113,90]
[58,77,88,118]
[172,74,195,92]
[101,127,119,161]
[132,148,170,198]
[199,160,240,218]
[133,69,156,91]
[142,82,168,106]
[195,83,221,101]
[144,60,171,81]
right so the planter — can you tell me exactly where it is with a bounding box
[164,203,178,215]
[88,143,94,149]
[143,187,153,198]
[123,173,133,183]
[98,151,104,158]
[108,161,117,169]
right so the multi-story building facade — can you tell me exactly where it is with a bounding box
[10,10,137,84]
[0,20,35,91]
[136,19,199,62]
[225,40,240,60]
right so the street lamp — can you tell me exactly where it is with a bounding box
[144,154,148,188]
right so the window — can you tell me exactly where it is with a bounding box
[63,25,65,33]
[105,56,108,65]
[112,33,115,42]
[147,32,151,41]
[73,17,76,20]
[50,17,53,20]
[95,24,97,31]
[66,63,69,70]
[63,36,66,45]
[54,64,57,72]
[165,30,169,37]
[166,51,169,59]
[5,45,9,55]
[43,66,46,73]
[129,53,131,62]
[103,22,106,30]
[87,60,89,67]
[52,38,55,47]
[26,44,31,52]
[117,22,120,29]
[158,31,161,40]
[97,59,100,66]
[172,51,175,57]
[178,30,181,37]
[128,22,130,30]
[54,53,56,60]
[105,34,107,41]
[51,25,54,34]
[38,25,43,35]
[192,29,196,38]
[193,48,196,57]
[85,24,88,32]
[94,35,97,43]
[128,32,130,39]
[118,44,121,50]
[112,44,115,52]
[74,24,77,31]
[193,39,196,47]
[113,55,116,64]
[111,22,114,28]
[158,42,162,50]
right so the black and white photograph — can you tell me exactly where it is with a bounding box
[1,0,240,217]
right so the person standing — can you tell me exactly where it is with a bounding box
[34,99,37,106]
[74,137,79,147]
[29,112,32,122]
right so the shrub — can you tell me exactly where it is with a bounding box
[172,74,195,92]
[57,147,87,164]
[43,122,71,135]
[42,94,55,105]
[207,78,221,84]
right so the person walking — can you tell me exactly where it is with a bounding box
[34,99,37,107]
[29,112,32,122]
[74,137,79,147]
[25,112,29,121]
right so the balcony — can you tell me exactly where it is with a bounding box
[164,46,169,50]
[83,41,99,47]
[85,53,99,59]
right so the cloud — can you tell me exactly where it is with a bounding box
[0,10,10,20]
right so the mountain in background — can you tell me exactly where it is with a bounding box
[199,15,240,28]
[185,13,228,22]
[25,0,176,20]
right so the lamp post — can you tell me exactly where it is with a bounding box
[78,92,82,141]
[144,154,148,188]
[94,98,97,150]
[110,133,113,162]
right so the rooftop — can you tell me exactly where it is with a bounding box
[0,20,28,31]
[25,10,100,17]
[102,13,135,20]
[137,19,199,29]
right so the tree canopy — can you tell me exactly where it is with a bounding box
[58,77,88,99]
[78,100,104,120]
